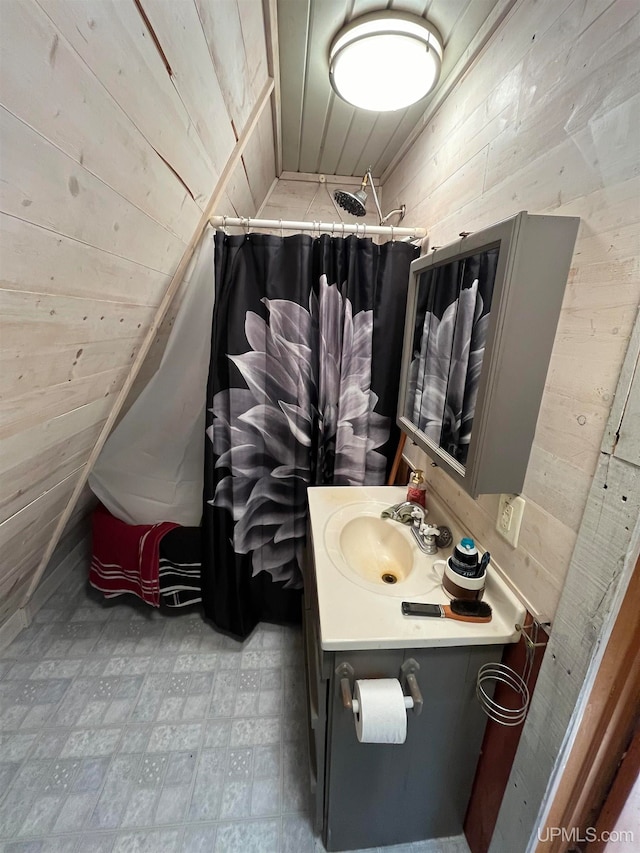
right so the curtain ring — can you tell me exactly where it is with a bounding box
[243,217,250,235]
[341,222,345,238]
[390,224,394,243]
[279,219,284,238]
[363,223,367,238]
[221,215,228,235]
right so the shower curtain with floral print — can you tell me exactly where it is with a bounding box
[203,231,418,639]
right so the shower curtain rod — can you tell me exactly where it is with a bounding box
[210,215,426,239]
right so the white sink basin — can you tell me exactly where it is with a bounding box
[308,486,527,651]
[324,502,441,598]
[340,516,413,586]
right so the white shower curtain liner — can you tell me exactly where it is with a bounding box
[89,228,215,526]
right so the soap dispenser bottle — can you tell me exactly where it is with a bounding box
[407,469,427,508]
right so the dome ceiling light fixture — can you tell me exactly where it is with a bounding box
[329,11,443,112]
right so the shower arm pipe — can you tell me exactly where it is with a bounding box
[363,167,406,226]
[209,215,426,239]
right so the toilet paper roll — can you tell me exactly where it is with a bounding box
[354,679,408,744]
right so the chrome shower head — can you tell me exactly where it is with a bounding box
[333,168,407,227]
[333,188,367,217]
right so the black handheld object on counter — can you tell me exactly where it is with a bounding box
[474,551,490,578]
[401,599,493,623]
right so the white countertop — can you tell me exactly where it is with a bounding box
[307,485,526,651]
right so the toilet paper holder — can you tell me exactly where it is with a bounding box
[336,659,423,716]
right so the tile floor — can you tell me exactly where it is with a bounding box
[0,563,471,853]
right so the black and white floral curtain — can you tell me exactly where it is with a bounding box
[202,231,418,639]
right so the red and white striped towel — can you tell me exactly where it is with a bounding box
[89,503,179,607]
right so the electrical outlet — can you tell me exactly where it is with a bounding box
[496,494,526,547]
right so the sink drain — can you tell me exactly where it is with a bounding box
[381,573,398,585]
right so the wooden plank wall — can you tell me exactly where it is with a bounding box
[492,319,640,852]
[385,0,640,621]
[0,0,275,626]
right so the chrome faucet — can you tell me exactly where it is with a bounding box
[381,502,440,555]
[382,500,425,524]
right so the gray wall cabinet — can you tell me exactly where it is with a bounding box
[397,211,580,497]
[302,549,503,850]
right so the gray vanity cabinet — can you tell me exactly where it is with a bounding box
[302,542,502,851]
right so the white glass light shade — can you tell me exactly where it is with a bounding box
[329,13,443,112]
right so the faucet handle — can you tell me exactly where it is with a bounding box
[420,523,440,538]
[410,507,425,522]
[435,525,453,549]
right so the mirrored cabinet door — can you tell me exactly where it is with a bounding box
[405,246,499,468]
[398,211,580,497]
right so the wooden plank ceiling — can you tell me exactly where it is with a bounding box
[277,0,502,177]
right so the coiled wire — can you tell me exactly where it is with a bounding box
[476,620,539,726]
[476,663,530,726]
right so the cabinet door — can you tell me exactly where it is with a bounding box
[323,649,406,851]
[397,211,579,496]
[323,645,501,851]
[404,645,501,834]
[302,606,329,832]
